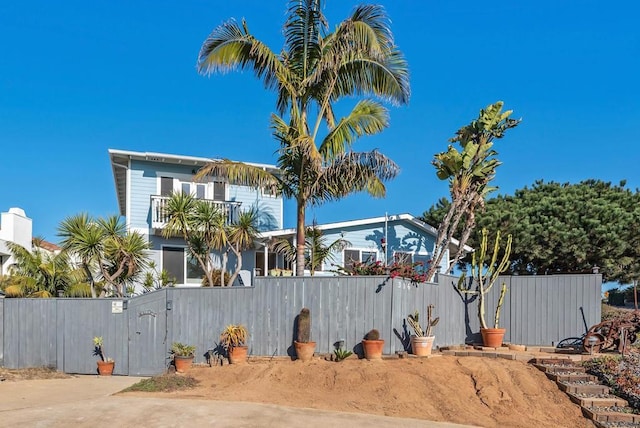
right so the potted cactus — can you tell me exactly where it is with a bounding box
[407,304,439,356]
[93,336,115,376]
[220,324,249,364]
[293,308,316,362]
[171,342,196,373]
[361,329,384,360]
[458,229,512,348]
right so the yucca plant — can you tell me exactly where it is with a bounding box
[220,324,249,350]
[171,342,196,357]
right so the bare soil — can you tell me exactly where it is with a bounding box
[0,366,70,382]
[122,356,595,428]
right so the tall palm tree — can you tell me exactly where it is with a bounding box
[58,213,150,297]
[196,0,410,275]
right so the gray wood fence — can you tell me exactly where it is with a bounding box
[0,274,601,375]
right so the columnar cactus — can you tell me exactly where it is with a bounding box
[458,228,512,329]
[297,308,311,343]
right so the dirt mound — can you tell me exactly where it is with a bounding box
[122,356,594,428]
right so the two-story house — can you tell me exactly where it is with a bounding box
[110,149,466,285]
[110,149,285,286]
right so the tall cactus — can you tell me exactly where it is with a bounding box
[297,308,311,343]
[458,228,512,329]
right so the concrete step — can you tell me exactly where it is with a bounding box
[546,372,598,383]
[558,382,609,395]
[533,357,576,365]
[568,393,628,408]
[533,363,586,373]
[582,406,640,424]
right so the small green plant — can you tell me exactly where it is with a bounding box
[297,308,311,343]
[220,324,248,349]
[171,342,196,357]
[407,304,440,337]
[123,373,199,392]
[364,329,380,341]
[93,336,113,362]
[334,348,353,361]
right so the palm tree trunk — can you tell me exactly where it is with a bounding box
[83,262,97,299]
[227,245,241,286]
[221,251,228,286]
[296,202,306,276]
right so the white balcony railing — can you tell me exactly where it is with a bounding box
[150,195,242,230]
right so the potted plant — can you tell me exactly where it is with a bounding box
[407,304,439,356]
[458,228,512,348]
[293,308,316,362]
[93,336,115,376]
[220,324,249,364]
[361,329,384,360]
[171,342,196,373]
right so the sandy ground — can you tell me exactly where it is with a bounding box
[121,355,595,428]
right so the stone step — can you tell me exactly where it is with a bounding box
[568,393,628,408]
[546,372,598,383]
[533,357,577,365]
[582,407,640,424]
[558,382,609,395]
[533,363,586,373]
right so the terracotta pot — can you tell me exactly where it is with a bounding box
[362,339,384,360]
[481,328,506,348]
[174,355,194,373]
[97,360,115,376]
[411,336,435,356]
[294,341,316,362]
[228,345,248,364]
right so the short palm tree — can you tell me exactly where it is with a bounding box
[196,0,409,275]
[272,226,351,275]
[162,192,228,286]
[163,192,261,286]
[227,208,261,286]
[3,241,78,298]
[58,213,150,297]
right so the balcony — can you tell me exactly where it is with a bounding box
[150,195,242,231]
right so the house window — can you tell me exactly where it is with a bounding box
[186,254,205,284]
[162,247,184,284]
[413,254,430,272]
[160,177,173,196]
[180,181,208,199]
[394,251,412,265]
[213,181,226,201]
[343,249,378,270]
[262,185,278,198]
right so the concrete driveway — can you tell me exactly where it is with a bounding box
[0,375,478,427]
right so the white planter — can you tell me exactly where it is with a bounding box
[411,335,435,356]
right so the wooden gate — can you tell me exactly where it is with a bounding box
[127,291,168,375]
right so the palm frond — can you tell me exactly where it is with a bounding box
[319,99,389,160]
[314,150,399,203]
[195,160,279,190]
[284,0,327,80]
[197,19,286,92]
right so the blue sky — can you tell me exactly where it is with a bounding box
[1,0,639,256]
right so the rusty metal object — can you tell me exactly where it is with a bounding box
[582,310,640,353]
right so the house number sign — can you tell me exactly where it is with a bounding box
[111,301,123,314]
